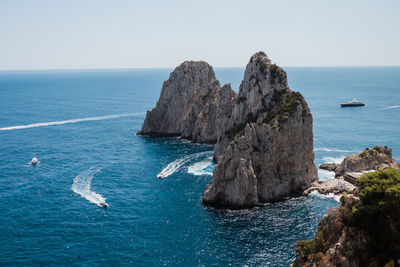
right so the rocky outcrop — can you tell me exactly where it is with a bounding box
[333,146,399,177]
[313,146,400,196]
[293,168,400,267]
[138,61,220,143]
[319,163,339,172]
[202,52,317,208]
[303,178,356,196]
[292,195,369,267]
[139,52,317,208]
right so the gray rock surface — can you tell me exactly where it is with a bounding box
[202,52,317,208]
[139,52,318,208]
[333,146,399,177]
[303,178,356,196]
[138,60,220,143]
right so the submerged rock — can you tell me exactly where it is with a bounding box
[202,52,317,208]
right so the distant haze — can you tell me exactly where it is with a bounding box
[0,0,399,70]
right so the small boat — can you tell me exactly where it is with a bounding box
[31,156,38,165]
[340,99,365,107]
[99,202,108,208]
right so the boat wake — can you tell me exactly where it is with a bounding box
[382,105,400,110]
[0,112,145,131]
[157,151,213,178]
[71,167,108,207]
[187,157,214,176]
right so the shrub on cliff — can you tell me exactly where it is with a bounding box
[344,168,400,265]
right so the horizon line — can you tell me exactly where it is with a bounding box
[1,65,400,72]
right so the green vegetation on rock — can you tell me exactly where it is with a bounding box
[263,91,307,127]
[343,169,400,264]
[295,169,400,266]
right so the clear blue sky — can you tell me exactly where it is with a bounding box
[0,0,399,70]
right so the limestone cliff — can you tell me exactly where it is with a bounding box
[139,52,317,208]
[202,52,317,208]
[292,169,400,267]
[138,61,220,143]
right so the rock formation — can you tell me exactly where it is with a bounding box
[333,146,399,177]
[202,52,317,208]
[307,146,400,196]
[292,168,400,267]
[303,178,356,196]
[137,61,221,143]
[139,52,317,208]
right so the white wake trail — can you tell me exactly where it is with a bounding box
[381,105,400,110]
[157,151,213,178]
[71,167,107,207]
[187,157,214,176]
[0,112,144,131]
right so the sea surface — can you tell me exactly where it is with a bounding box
[0,67,399,266]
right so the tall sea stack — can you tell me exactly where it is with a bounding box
[138,51,317,208]
[202,52,317,208]
[138,61,221,143]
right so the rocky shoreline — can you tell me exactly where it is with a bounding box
[304,146,400,198]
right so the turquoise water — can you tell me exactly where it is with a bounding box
[0,67,399,266]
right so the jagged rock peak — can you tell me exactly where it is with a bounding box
[203,52,317,208]
[137,60,220,143]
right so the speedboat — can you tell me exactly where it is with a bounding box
[340,99,365,107]
[31,156,38,165]
[99,202,108,208]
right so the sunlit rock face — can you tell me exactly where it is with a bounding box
[202,52,317,208]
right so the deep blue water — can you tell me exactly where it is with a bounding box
[0,67,399,266]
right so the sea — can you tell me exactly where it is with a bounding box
[0,67,399,266]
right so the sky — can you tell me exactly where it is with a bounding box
[0,0,399,70]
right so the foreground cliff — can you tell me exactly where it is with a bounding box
[202,52,317,207]
[292,168,400,267]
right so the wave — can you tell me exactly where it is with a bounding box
[309,190,341,202]
[381,105,400,110]
[318,169,335,181]
[322,156,345,164]
[315,147,354,153]
[71,167,108,207]
[187,157,214,176]
[0,112,145,131]
[157,151,213,178]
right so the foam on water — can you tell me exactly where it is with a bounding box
[322,156,345,164]
[318,169,335,181]
[315,147,354,153]
[71,167,107,207]
[187,157,214,176]
[157,151,213,178]
[0,112,144,131]
[309,190,341,202]
[381,105,400,110]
